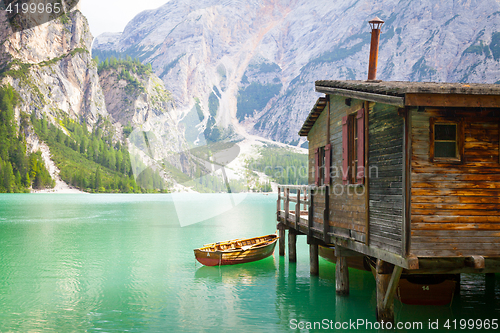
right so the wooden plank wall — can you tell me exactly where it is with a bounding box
[308,96,367,241]
[368,103,404,256]
[411,108,500,257]
[308,106,328,231]
[328,97,366,240]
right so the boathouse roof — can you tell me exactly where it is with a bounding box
[316,80,500,96]
[299,80,500,136]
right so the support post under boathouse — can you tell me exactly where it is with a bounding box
[276,17,500,322]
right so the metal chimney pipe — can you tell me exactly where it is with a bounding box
[367,17,384,81]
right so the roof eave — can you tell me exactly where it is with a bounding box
[298,97,327,137]
[315,85,405,107]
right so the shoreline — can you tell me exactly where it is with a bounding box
[26,189,278,194]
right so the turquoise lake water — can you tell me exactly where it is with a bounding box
[0,193,498,332]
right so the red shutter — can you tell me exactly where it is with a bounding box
[356,108,365,184]
[342,116,349,185]
[314,148,320,186]
[324,143,331,184]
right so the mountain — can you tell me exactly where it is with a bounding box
[96,57,197,184]
[0,10,179,192]
[3,0,498,192]
[0,9,106,125]
[0,7,262,193]
[93,0,500,146]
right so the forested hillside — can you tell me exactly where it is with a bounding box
[247,146,308,186]
[0,86,53,192]
[0,5,170,193]
[29,112,164,193]
[0,65,167,193]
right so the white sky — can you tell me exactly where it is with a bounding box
[80,0,170,37]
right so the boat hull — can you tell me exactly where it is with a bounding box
[321,245,457,305]
[366,257,457,306]
[397,275,457,306]
[194,234,278,266]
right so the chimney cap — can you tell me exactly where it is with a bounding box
[369,16,384,30]
[369,16,385,25]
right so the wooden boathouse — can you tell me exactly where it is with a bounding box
[276,18,500,322]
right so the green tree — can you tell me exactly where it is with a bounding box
[3,161,15,192]
[94,167,102,190]
[23,171,30,187]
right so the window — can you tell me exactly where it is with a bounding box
[350,113,359,183]
[314,147,324,185]
[314,144,331,185]
[342,108,365,185]
[435,124,457,157]
[430,118,463,162]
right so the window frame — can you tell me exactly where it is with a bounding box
[429,117,464,163]
[342,108,365,185]
[315,145,331,186]
[348,113,359,184]
[318,146,325,185]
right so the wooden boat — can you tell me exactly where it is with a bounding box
[396,274,458,306]
[194,234,278,266]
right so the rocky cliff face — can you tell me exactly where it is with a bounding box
[0,9,193,189]
[98,61,175,128]
[93,0,500,145]
[0,10,107,127]
[97,60,193,177]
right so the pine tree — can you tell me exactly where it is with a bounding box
[23,172,30,187]
[94,167,102,191]
[3,161,15,193]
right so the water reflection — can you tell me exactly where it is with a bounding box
[184,257,279,332]
[194,257,277,283]
[274,253,500,332]
[274,255,378,331]
[1,194,500,332]
[453,274,500,318]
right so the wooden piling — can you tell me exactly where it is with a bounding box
[278,223,285,256]
[289,229,297,262]
[375,259,400,323]
[335,256,349,295]
[309,237,319,275]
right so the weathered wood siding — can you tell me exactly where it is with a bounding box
[328,97,366,241]
[368,103,404,256]
[411,108,500,257]
[308,96,367,240]
[308,105,328,231]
